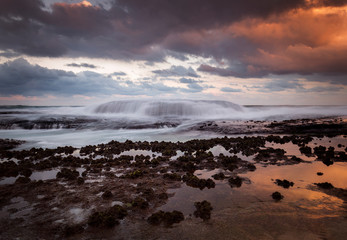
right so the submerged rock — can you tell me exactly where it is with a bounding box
[56,168,79,180]
[182,174,215,190]
[147,210,184,226]
[15,176,31,184]
[125,169,144,179]
[63,224,84,237]
[299,146,312,155]
[315,182,334,189]
[163,173,181,181]
[194,200,213,221]
[228,176,243,188]
[272,191,284,201]
[322,157,334,166]
[88,211,118,228]
[77,177,84,185]
[212,172,225,180]
[275,179,294,188]
[88,205,127,228]
[131,197,149,209]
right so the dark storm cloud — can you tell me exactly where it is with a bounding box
[153,66,200,78]
[0,0,307,59]
[197,64,260,78]
[0,58,193,97]
[66,63,97,68]
[0,58,117,96]
[1,0,347,79]
[114,0,306,30]
[302,74,347,86]
[258,78,341,93]
[315,0,347,7]
[198,65,241,77]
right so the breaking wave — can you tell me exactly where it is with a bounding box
[92,99,243,117]
[1,99,347,148]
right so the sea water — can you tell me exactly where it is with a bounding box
[0,99,346,149]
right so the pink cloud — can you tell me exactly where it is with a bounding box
[0,95,39,101]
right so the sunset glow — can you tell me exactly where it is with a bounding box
[0,0,346,105]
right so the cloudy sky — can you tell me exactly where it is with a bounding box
[0,0,346,105]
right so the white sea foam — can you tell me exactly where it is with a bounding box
[1,99,346,148]
[92,99,243,118]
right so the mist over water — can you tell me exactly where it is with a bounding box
[93,100,243,118]
[90,100,347,120]
[0,99,346,148]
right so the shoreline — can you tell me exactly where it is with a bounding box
[0,132,346,239]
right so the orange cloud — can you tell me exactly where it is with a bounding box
[229,5,347,75]
[50,0,107,36]
[54,1,93,8]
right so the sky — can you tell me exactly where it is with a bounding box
[0,0,346,105]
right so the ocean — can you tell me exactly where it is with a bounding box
[0,99,346,149]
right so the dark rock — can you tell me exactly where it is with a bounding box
[102,190,113,199]
[322,157,334,166]
[299,146,312,155]
[228,176,243,188]
[19,168,32,178]
[125,169,144,179]
[212,172,225,180]
[108,205,128,219]
[163,173,181,181]
[88,212,118,228]
[56,168,79,180]
[315,182,334,189]
[63,224,84,237]
[194,200,213,221]
[290,156,302,162]
[141,188,155,200]
[314,146,326,158]
[15,176,31,184]
[131,197,149,209]
[158,192,168,200]
[272,191,284,201]
[182,174,215,190]
[77,177,84,185]
[88,205,127,228]
[147,210,184,226]
[275,179,294,188]
[0,161,19,178]
[246,163,256,171]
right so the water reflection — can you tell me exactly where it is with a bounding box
[161,160,347,223]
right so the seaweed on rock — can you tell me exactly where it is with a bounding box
[182,174,215,190]
[194,200,213,221]
[275,179,294,188]
[147,210,184,226]
[272,191,284,201]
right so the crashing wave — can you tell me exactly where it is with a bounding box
[93,99,243,117]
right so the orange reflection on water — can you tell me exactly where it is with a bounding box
[240,161,346,217]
